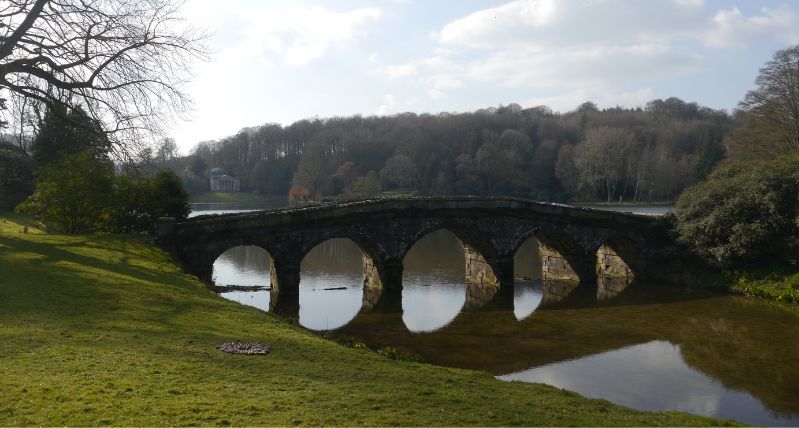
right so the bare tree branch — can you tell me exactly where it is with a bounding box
[737,45,799,155]
[0,0,208,159]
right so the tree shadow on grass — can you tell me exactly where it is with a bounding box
[0,235,201,294]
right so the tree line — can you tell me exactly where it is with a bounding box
[185,98,733,203]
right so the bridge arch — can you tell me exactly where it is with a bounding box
[511,234,541,281]
[184,237,278,283]
[401,223,505,288]
[594,235,642,300]
[511,228,591,284]
[400,229,468,329]
[594,235,642,279]
[288,232,397,312]
[211,245,273,286]
[194,240,299,315]
[400,223,498,261]
[297,238,367,330]
[295,231,387,267]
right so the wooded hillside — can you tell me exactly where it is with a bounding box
[185,98,734,203]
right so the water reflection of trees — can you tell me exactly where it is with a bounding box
[676,300,799,417]
[338,286,799,418]
[212,245,271,286]
[514,238,542,280]
[403,229,464,283]
[300,239,363,274]
[217,246,271,272]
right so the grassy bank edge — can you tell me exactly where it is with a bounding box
[698,266,799,304]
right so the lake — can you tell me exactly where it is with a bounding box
[209,229,799,426]
[190,201,676,218]
[188,200,284,217]
[576,204,675,216]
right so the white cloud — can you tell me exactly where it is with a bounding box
[521,86,654,112]
[433,0,708,50]
[188,1,381,66]
[619,87,655,105]
[672,0,705,8]
[428,88,446,100]
[704,6,798,48]
[437,0,557,48]
[381,0,796,112]
[464,44,703,88]
[171,1,383,152]
[383,62,419,78]
[376,94,396,115]
[170,0,799,153]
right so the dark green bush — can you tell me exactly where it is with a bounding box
[18,153,190,234]
[675,156,799,267]
[0,143,34,210]
[104,170,190,234]
[17,152,114,233]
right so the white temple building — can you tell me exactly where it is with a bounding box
[209,167,240,192]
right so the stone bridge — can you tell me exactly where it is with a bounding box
[155,197,671,314]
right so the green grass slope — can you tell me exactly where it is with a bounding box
[0,212,736,426]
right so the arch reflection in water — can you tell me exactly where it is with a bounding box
[513,237,544,320]
[402,230,467,332]
[211,242,366,330]
[513,281,544,320]
[299,238,364,330]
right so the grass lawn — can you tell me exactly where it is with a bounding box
[0,212,736,426]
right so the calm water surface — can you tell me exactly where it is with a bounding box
[578,204,675,216]
[202,205,797,425]
[189,206,265,218]
[189,202,675,218]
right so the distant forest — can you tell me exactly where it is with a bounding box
[178,98,735,203]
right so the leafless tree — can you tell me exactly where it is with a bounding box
[737,45,799,156]
[0,0,207,158]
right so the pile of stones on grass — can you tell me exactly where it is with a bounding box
[216,342,271,355]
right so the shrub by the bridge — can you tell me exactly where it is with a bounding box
[675,156,799,267]
[18,154,189,234]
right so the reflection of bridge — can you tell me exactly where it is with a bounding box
[341,282,636,374]
[156,197,671,314]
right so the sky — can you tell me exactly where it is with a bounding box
[169,0,799,154]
